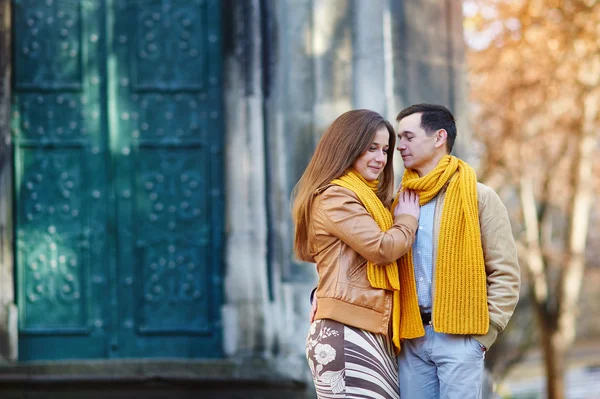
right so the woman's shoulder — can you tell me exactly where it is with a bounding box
[312,184,366,225]
[312,185,363,218]
[314,185,360,203]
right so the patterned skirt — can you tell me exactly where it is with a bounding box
[305,319,400,399]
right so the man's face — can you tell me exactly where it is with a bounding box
[396,113,438,173]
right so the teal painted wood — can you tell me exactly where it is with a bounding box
[12,0,224,360]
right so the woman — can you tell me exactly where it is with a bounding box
[292,110,420,398]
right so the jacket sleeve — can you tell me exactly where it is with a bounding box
[479,186,521,332]
[315,186,418,266]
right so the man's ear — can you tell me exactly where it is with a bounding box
[435,129,448,149]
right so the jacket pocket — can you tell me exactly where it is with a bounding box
[346,256,367,283]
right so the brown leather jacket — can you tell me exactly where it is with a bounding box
[311,185,418,335]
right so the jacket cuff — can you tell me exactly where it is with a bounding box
[472,322,500,350]
[393,214,418,233]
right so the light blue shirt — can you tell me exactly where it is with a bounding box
[414,198,436,311]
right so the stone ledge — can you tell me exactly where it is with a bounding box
[0,358,306,387]
[0,358,313,399]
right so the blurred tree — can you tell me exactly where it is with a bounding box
[483,296,536,381]
[464,1,600,398]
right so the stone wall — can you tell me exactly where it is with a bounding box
[0,0,469,371]
[220,0,470,378]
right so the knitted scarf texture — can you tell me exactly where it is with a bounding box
[331,169,403,351]
[395,155,489,339]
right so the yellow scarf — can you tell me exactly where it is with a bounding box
[331,169,403,352]
[394,155,489,339]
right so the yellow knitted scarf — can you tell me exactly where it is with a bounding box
[394,155,489,339]
[331,169,403,352]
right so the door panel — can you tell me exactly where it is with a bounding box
[110,0,223,357]
[13,0,109,360]
[134,148,211,333]
[17,147,87,332]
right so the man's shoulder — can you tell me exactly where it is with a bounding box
[476,182,497,198]
[476,182,506,211]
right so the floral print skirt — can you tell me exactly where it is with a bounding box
[306,319,400,399]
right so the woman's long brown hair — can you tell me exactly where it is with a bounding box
[291,109,396,262]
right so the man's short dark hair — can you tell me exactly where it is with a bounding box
[396,104,457,154]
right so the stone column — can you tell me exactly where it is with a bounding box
[352,0,387,114]
[352,0,400,173]
[0,0,17,362]
[446,0,472,161]
[262,0,318,377]
[221,0,272,357]
[390,0,471,159]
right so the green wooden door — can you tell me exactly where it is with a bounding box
[12,0,223,360]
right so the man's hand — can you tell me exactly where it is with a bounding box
[309,296,318,323]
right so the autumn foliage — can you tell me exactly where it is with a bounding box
[465,1,600,398]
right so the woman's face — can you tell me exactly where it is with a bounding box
[352,127,389,182]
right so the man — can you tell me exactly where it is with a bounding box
[393,103,520,398]
[310,104,520,398]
